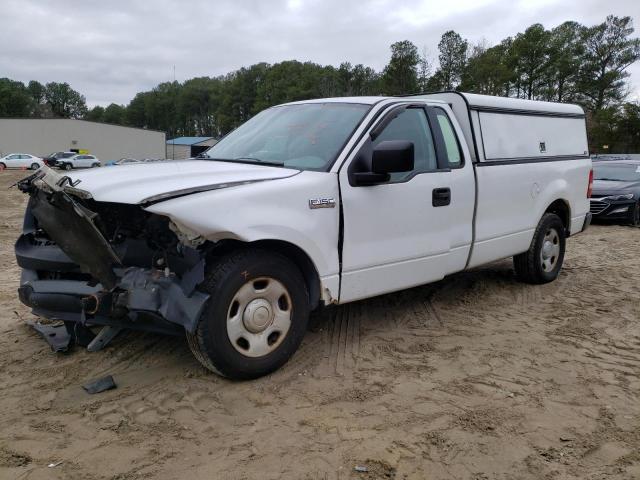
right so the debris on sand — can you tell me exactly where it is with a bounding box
[82,375,117,394]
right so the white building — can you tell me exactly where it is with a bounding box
[166,137,218,160]
[0,118,166,162]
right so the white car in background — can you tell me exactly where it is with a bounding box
[56,154,101,170]
[0,153,44,170]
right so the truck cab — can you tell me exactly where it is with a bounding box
[15,93,592,379]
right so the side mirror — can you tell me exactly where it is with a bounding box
[372,140,414,174]
[349,140,415,187]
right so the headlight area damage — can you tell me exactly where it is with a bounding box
[15,168,209,351]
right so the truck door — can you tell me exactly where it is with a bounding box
[338,104,475,303]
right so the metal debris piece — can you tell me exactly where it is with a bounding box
[86,326,122,352]
[82,375,117,394]
[27,320,71,353]
[48,461,63,468]
[82,375,117,395]
[354,465,368,473]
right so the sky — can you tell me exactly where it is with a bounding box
[1,0,639,106]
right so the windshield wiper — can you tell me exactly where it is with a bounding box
[202,156,285,167]
[233,157,285,167]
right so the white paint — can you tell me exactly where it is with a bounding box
[478,112,588,160]
[65,160,299,204]
[146,170,342,301]
[62,93,591,306]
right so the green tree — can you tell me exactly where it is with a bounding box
[510,24,551,99]
[44,82,87,118]
[546,21,584,102]
[578,15,640,111]
[381,40,420,95]
[461,41,512,95]
[351,64,380,95]
[125,92,149,128]
[102,103,127,124]
[27,80,45,104]
[436,31,468,90]
[27,80,51,117]
[615,102,640,152]
[417,47,432,92]
[0,78,33,117]
[85,105,105,122]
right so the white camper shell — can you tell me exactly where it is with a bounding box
[416,92,589,163]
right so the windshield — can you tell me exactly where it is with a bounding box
[593,164,640,182]
[203,103,370,171]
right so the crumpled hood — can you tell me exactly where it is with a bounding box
[64,160,299,204]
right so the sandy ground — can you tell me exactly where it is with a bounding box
[0,169,639,480]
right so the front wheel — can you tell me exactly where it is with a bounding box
[30,163,40,170]
[0,162,5,170]
[187,249,310,379]
[63,163,72,170]
[513,213,566,284]
[91,163,100,168]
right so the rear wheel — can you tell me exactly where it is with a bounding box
[513,213,566,284]
[186,249,310,379]
[628,201,640,226]
[30,163,39,170]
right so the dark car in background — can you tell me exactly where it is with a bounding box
[42,151,75,167]
[590,160,640,226]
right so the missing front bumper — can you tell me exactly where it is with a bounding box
[16,166,210,335]
[18,267,209,334]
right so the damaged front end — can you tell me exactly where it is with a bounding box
[15,167,209,347]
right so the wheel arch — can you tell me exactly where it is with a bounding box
[207,238,323,311]
[543,199,571,235]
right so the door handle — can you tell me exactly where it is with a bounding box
[432,187,451,207]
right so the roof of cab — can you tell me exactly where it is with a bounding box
[283,96,387,106]
[282,96,450,107]
[283,92,583,115]
[455,92,584,116]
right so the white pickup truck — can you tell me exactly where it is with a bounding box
[15,93,592,379]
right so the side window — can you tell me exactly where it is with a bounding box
[434,109,463,168]
[373,108,437,182]
[8,154,19,159]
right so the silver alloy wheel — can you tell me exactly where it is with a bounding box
[226,277,292,358]
[540,227,560,272]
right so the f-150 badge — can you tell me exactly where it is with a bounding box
[308,198,336,209]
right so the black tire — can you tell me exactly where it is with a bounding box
[91,163,100,168]
[30,163,39,170]
[63,163,72,170]
[186,249,310,379]
[628,201,640,226]
[0,162,5,170]
[513,213,566,284]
